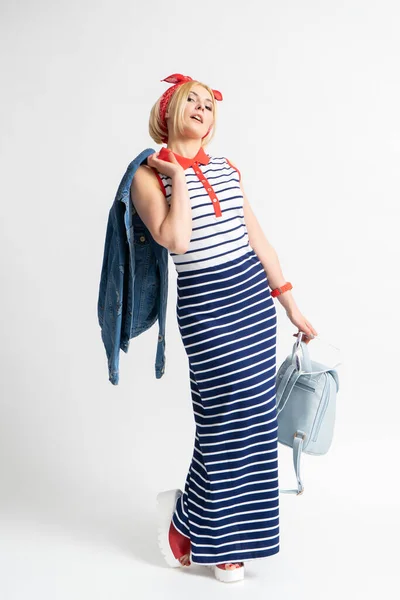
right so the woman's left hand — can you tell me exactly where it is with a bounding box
[285,306,318,344]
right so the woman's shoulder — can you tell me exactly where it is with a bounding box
[208,153,238,165]
[223,157,242,181]
[132,164,167,196]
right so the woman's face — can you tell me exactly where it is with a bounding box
[181,84,214,139]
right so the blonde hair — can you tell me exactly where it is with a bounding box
[149,80,218,147]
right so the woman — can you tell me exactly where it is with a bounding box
[130,74,318,583]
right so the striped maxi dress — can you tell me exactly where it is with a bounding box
[153,145,280,566]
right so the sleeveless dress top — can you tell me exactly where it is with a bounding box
[152,146,254,273]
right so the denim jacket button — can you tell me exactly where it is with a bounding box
[158,334,163,341]
[139,235,145,242]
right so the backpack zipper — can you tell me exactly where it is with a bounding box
[310,372,329,442]
[294,380,315,392]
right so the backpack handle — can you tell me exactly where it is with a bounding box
[291,332,342,376]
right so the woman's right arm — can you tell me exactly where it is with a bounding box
[130,165,192,254]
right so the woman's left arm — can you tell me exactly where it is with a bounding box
[239,177,318,342]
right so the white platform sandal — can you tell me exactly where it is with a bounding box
[157,489,244,581]
[208,562,245,583]
[156,488,191,568]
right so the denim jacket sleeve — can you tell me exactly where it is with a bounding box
[97,200,127,385]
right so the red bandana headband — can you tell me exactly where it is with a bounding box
[159,73,223,143]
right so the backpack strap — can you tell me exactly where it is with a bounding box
[275,364,306,495]
[278,432,305,495]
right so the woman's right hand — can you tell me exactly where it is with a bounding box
[147,150,184,178]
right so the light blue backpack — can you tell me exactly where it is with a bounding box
[275,333,341,495]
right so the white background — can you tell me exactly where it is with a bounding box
[1,0,398,597]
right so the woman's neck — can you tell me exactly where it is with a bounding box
[166,139,202,159]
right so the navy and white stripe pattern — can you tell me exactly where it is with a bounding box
[158,156,253,272]
[171,249,280,565]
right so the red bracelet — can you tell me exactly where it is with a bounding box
[270,282,293,297]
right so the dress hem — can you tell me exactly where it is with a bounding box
[191,544,280,565]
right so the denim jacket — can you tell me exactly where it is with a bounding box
[97,148,168,385]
